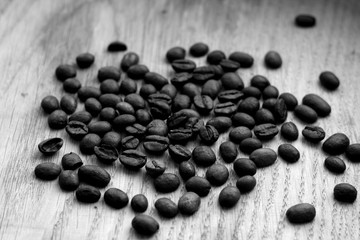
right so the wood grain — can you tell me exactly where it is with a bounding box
[1,0,360,239]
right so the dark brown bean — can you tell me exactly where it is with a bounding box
[76,185,101,203]
[38,138,63,155]
[61,152,83,170]
[78,165,111,188]
[34,162,61,180]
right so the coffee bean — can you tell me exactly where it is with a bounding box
[171,59,196,73]
[76,53,94,69]
[193,95,213,115]
[168,144,191,163]
[150,101,171,120]
[147,119,168,136]
[101,131,121,149]
[324,156,346,174]
[346,144,360,162]
[218,186,240,208]
[168,128,193,143]
[41,95,59,113]
[295,15,316,27]
[78,165,110,188]
[104,188,129,209]
[214,102,237,117]
[78,87,101,102]
[143,135,169,153]
[232,112,255,129]
[189,42,209,57]
[119,78,137,95]
[61,152,83,170]
[107,41,127,52]
[184,117,204,135]
[206,116,231,133]
[76,185,101,203]
[112,114,136,129]
[99,94,121,108]
[171,72,193,88]
[254,108,275,125]
[273,99,288,123]
[63,78,81,93]
[79,133,101,154]
[69,111,93,124]
[166,46,186,62]
[177,109,201,118]
[99,107,117,122]
[88,121,112,136]
[239,138,263,154]
[185,176,211,197]
[144,72,168,89]
[34,162,61,180]
[202,80,221,99]
[242,86,262,99]
[173,94,191,111]
[160,84,177,98]
[121,136,140,150]
[97,66,121,82]
[237,97,260,115]
[154,173,180,193]
[178,161,195,181]
[48,110,67,129]
[178,192,201,215]
[155,198,178,218]
[131,194,148,212]
[250,75,270,90]
[119,150,147,170]
[262,85,279,99]
[294,105,318,123]
[127,64,149,80]
[334,183,357,203]
[135,109,153,126]
[210,65,224,79]
[319,71,340,90]
[182,82,201,98]
[302,93,331,117]
[145,160,166,178]
[55,64,76,81]
[121,52,139,71]
[280,122,299,141]
[116,102,135,115]
[199,125,219,145]
[125,123,146,138]
[205,164,229,186]
[262,98,277,112]
[58,170,80,191]
[233,158,257,177]
[279,93,298,111]
[229,52,254,68]
[191,66,215,83]
[250,148,277,168]
[131,214,159,236]
[84,98,102,116]
[207,50,226,65]
[219,59,240,72]
[278,143,300,163]
[264,51,282,69]
[236,175,256,193]
[301,126,325,143]
[229,126,252,144]
[218,90,244,103]
[286,203,316,224]
[322,133,350,155]
[148,93,172,106]
[253,123,279,140]
[94,144,118,164]
[192,146,216,167]
[38,138,63,155]
[219,141,238,163]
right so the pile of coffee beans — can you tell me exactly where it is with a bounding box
[36,29,358,235]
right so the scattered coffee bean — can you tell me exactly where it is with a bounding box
[85,98,102,116]
[319,71,340,90]
[120,78,137,95]
[76,53,94,69]
[179,161,196,181]
[77,86,101,102]
[262,98,277,112]
[334,183,357,203]
[160,84,177,98]
[94,144,118,164]
[154,173,180,193]
[210,65,224,79]
[168,145,191,163]
[278,143,300,163]
[219,141,238,163]
[253,123,279,140]
[61,152,83,170]
[229,52,254,68]
[254,108,275,125]
[233,158,257,177]
[135,109,153,126]
[78,165,111,188]
[69,111,92,124]
[79,133,101,154]
[171,59,196,73]
[99,93,121,108]
[236,175,256,193]
[286,203,316,224]
[250,148,277,168]
[218,90,244,103]
[155,198,178,218]
[171,72,192,88]
[295,15,316,27]
[185,176,211,197]
[279,93,298,111]
[112,114,137,130]
[250,75,270,91]
[189,42,209,57]
[182,82,201,97]
[55,64,76,81]
[34,162,61,180]
[131,194,148,212]
[116,102,135,115]
[63,78,81,93]
[302,126,325,143]
[202,80,222,99]
[121,52,139,71]
[131,214,159,236]
[192,146,216,167]
[41,95,59,113]
[121,136,140,150]
[191,66,216,83]
[99,107,117,122]
[48,110,68,129]
[206,116,231,133]
[88,121,112,136]
[220,59,240,72]
[178,192,201,215]
[145,160,166,178]
[168,128,193,143]
[127,64,149,80]
[280,122,299,141]
[232,112,255,129]
[166,46,186,62]
[237,97,260,115]
[199,125,219,145]
[322,133,350,155]
[147,119,168,136]
[207,50,226,65]
[346,144,360,162]
[273,99,288,123]
[229,126,252,144]
[143,135,169,153]
[302,93,331,117]
[167,111,189,129]
[262,85,279,99]
[324,156,346,174]
[184,117,204,135]
[239,138,263,154]
[65,121,88,140]
[214,102,237,116]
[294,105,318,123]
[173,94,191,111]
[104,188,129,209]
[58,170,79,191]
[107,41,127,52]
[38,138,63,155]
[218,186,240,208]
[264,51,282,69]
[206,164,229,186]
[101,131,121,149]
[97,66,121,82]
[119,150,147,170]
[76,185,101,203]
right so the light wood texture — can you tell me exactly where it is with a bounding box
[1,0,360,239]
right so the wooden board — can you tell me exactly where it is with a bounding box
[1,0,360,239]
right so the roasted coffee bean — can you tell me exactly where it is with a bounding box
[77,86,101,102]
[160,84,177,98]
[125,123,146,138]
[182,82,201,98]
[148,93,172,106]
[189,42,209,57]
[102,131,121,149]
[278,144,300,163]
[214,102,237,116]
[185,176,211,197]
[143,135,169,153]
[66,121,88,140]
[250,148,277,168]
[207,50,226,65]
[34,162,61,180]
[166,46,186,62]
[155,198,178,218]
[229,52,254,68]
[206,164,229,186]
[192,146,216,167]
[279,93,298,111]
[219,141,238,163]
[99,94,121,108]
[239,138,263,154]
[295,15,316,27]
[48,110,67,129]
[147,119,168,136]
[302,126,325,143]
[280,122,299,141]
[233,158,257,177]
[94,144,118,164]
[168,128,193,143]
[250,75,270,90]
[55,64,76,81]
[218,186,240,208]
[193,95,213,114]
[69,111,92,124]
[78,165,110,188]
[232,112,255,129]
[131,194,148,212]
[273,99,287,123]
[145,160,166,178]
[135,109,152,126]
[62,152,83,170]
[206,116,232,133]
[97,66,121,82]
[346,144,360,162]
[119,150,147,170]
[121,52,139,71]
[79,133,101,154]
[168,144,191,163]
[121,136,140,150]
[171,59,196,73]
[173,94,191,111]
[184,117,204,135]
[76,185,101,203]
[322,133,350,155]
[63,78,81,93]
[236,175,256,193]
[119,78,137,95]
[178,192,201,215]
[88,121,112,136]
[58,170,80,191]
[262,85,279,99]
[319,71,340,90]
[237,97,260,115]
[116,102,135,115]
[229,126,252,144]
[76,52,94,69]
[127,64,149,80]
[254,123,279,140]
[154,173,180,193]
[242,86,262,99]
[107,41,127,52]
[38,138,63,155]
[99,107,117,122]
[264,51,282,69]
[262,98,277,112]
[294,105,318,123]
[324,156,346,174]
[131,214,159,236]
[254,108,275,125]
[334,183,357,203]
[144,72,168,89]
[218,90,244,103]
[199,125,219,145]
[85,98,102,116]
[302,94,331,117]
[104,188,129,209]
[179,161,195,181]
[112,114,136,129]
[150,101,171,120]
[219,59,240,72]
[171,72,192,88]
[191,66,215,83]
[177,108,200,118]
[286,203,316,224]
[202,80,221,99]
[41,95,59,113]
[210,65,224,79]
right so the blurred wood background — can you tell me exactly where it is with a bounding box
[1,0,360,239]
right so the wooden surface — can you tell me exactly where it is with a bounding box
[1,0,360,239]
